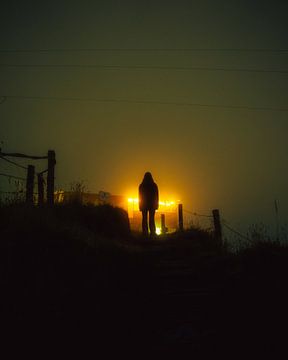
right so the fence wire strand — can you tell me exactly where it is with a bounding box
[0,155,28,170]
[222,220,252,243]
[0,190,24,194]
[38,168,48,175]
[184,209,213,218]
[0,172,26,181]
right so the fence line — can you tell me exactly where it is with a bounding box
[0,172,26,181]
[183,208,254,245]
[184,209,213,218]
[222,220,252,243]
[0,190,24,194]
[0,149,56,205]
[0,155,28,170]
[37,168,48,175]
[0,151,48,160]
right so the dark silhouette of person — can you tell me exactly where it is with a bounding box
[139,172,159,236]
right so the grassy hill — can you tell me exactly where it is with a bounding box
[0,203,287,354]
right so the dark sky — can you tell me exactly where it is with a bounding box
[0,0,287,231]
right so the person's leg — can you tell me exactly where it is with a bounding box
[149,209,156,236]
[142,210,148,236]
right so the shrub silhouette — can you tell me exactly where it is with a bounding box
[0,203,130,245]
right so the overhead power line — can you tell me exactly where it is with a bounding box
[0,48,287,53]
[1,64,287,74]
[2,95,288,112]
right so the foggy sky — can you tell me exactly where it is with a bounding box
[1,0,288,232]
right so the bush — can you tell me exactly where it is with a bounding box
[0,203,130,246]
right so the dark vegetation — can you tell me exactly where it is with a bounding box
[0,203,287,354]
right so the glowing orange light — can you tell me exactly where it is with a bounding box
[127,198,177,207]
[127,197,180,233]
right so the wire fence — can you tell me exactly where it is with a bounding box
[0,150,50,204]
[0,155,28,170]
[222,220,253,243]
[183,209,214,232]
[0,172,26,181]
[183,207,257,247]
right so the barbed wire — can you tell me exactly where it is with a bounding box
[185,209,253,243]
[222,220,252,243]
[184,209,213,218]
[0,155,28,170]
[0,151,48,160]
[37,168,48,175]
[0,172,26,181]
[0,190,24,194]
[0,191,39,195]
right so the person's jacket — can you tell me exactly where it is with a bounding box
[139,181,159,211]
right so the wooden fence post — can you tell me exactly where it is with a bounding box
[26,165,35,204]
[212,209,222,246]
[38,173,44,206]
[178,203,184,231]
[47,150,56,206]
[161,214,166,234]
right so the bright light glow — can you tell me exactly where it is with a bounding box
[127,198,177,207]
[159,200,175,207]
[127,197,180,223]
[156,227,161,235]
[128,198,139,203]
[126,196,180,233]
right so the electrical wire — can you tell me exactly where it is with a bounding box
[0,48,287,53]
[1,64,287,74]
[2,95,288,112]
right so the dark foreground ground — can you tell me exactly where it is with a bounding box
[0,205,288,354]
[1,235,288,354]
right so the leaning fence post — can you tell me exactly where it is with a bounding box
[178,203,184,231]
[38,173,44,206]
[212,209,222,246]
[47,150,56,206]
[26,165,35,204]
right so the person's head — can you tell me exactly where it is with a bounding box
[142,172,154,184]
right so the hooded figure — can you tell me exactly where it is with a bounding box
[139,172,159,236]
